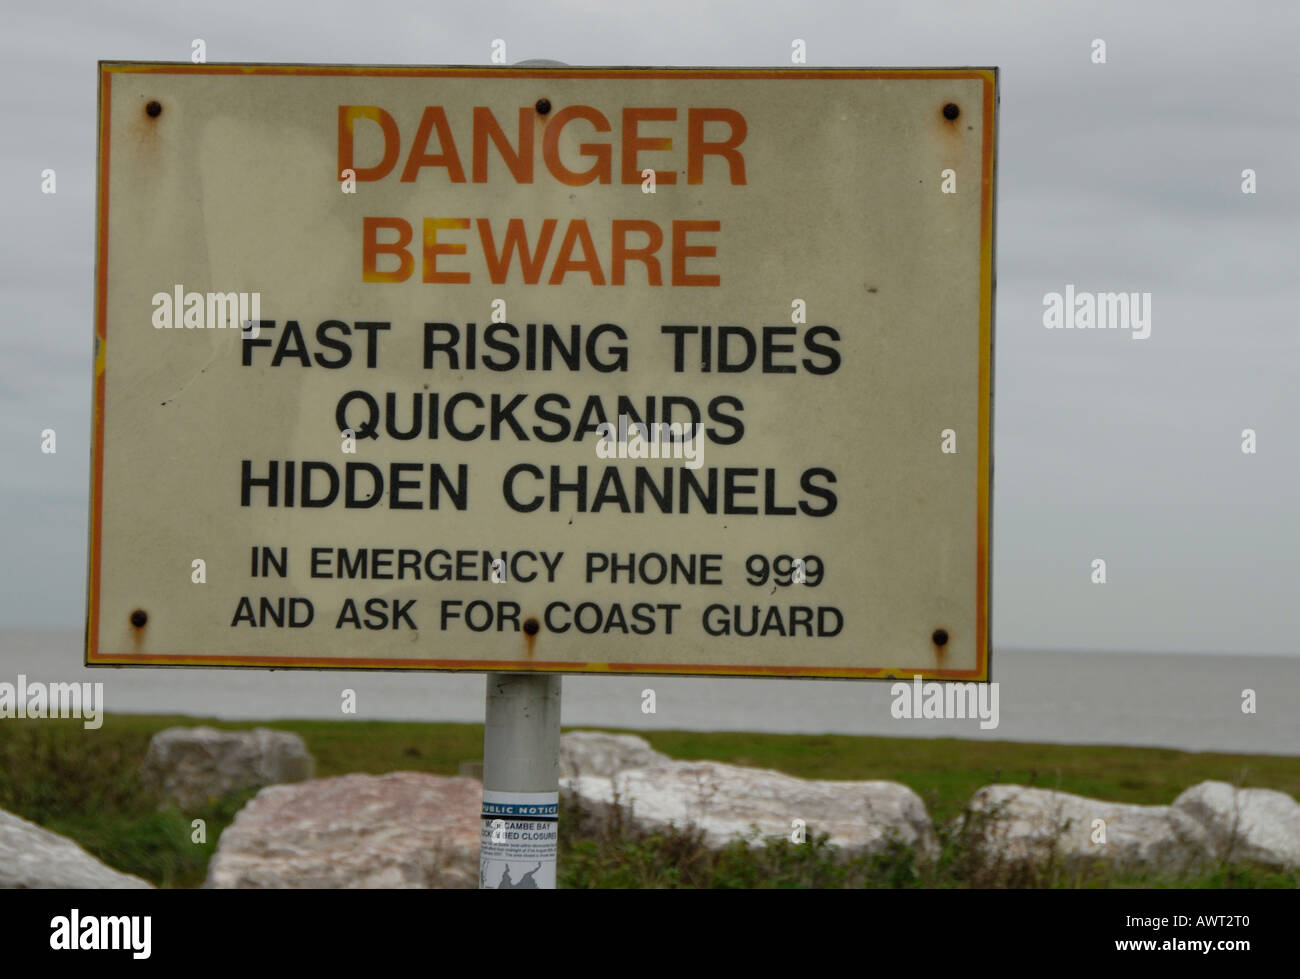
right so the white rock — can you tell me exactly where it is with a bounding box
[1172,781,1300,869]
[205,772,480,888]
[140,726,314,809]
[964,784,1211,874]
[0,808,153,888]
[563,760,936,857]
[559,731,671,778]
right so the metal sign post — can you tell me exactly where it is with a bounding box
[480,673,562,889]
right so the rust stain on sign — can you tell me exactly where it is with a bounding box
[129,608,148,653]
[523,616,540,659]
[932,627,949,663]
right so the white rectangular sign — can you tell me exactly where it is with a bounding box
[88,64,996,679]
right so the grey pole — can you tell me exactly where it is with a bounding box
[480,673,562,889]
[478,57,568,891]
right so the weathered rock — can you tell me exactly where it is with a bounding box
[559,731,671,779]
[205,772,480,888]
[140,726,314,809]
[1172,781,1300,869]
[563,760,937,857]
[963,784,1212,875]
[0,808,153,888]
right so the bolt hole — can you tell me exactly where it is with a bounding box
[535,98,551,116]
[942,102,959,121]
[145,100,162,118]
[523,618,540,636]
[130,609,148,628]
[932,628,949,647]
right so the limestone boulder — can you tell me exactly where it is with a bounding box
[563,759,937,857]
[559,731,671,779]
[1172,781,1300,869]
[963,784,1212,875]
[0,808,153,888]
[205,772,480,888]
[140,726,314,809]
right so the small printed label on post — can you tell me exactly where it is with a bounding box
[480,790,558,889]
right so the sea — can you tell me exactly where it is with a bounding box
[2,629,1296,756]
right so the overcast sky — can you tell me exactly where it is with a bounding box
[1,0,1296,657]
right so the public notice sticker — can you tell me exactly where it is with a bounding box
[88,64,996,679]
[480,791,558,889]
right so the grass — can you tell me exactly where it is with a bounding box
[1,714,1297,888]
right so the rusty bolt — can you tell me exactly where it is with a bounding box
[130,609,148,628]
[535,98,551,116]
[146,100,162,118]
[523,617,540,636]
[932,628,949,647]
[942,103,959,121]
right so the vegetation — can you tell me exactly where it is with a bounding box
[1,715,1296,888]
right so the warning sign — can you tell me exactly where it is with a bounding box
[88,64,996,679]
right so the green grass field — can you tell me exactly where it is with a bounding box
[1,714,1296,888]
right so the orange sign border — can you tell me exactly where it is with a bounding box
[87,63,997,680]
